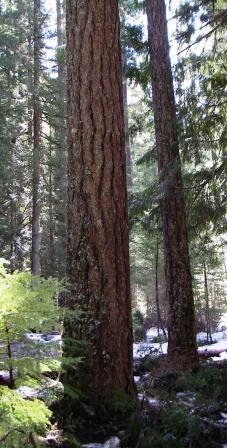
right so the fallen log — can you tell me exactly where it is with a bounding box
[198,348,227,358]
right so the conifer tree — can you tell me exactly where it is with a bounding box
[145,0,198,367]
[64,0,134,403]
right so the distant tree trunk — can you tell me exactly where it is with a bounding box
[64,0,134,402]
[121,13,133,189]
[56,0,64,75]
[32,0,41,275]
[204,261,212,343]
[155,238,167,340]
[122,51,133,189]
[54,0,67,276]
[48,143,55,271]
[5,324,14,388]
[146,0,198,367]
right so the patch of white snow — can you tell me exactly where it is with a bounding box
[82,437,120,448]
[133,341,167,359]
[198,339,227,354]
[218,313,227,331]
[146,327,167,342]
[17,386,38,398]
[211,351,227,362]
[134,376,141,383]
[25,333,61,344]
[0,370,10,381]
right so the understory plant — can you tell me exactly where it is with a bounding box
[0,259,62,445]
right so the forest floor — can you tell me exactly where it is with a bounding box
[82,320,227,448]
[1,322,227,447]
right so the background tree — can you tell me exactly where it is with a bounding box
[145,0,198,367]
[31,0,42,275]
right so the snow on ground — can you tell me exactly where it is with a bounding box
[17,386,39,398]
[0,370,10,381]
[133,326,227,362]
[146,327,167,342]
[25,333,61,344]
[133,341,168,359]
[198,338,227,354]
[211,351,227,362]
[197,330,227,343]
[82,437,120,448]
[217,313,227,331]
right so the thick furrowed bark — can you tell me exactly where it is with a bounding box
[65,0,134,402]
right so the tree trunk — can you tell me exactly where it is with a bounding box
[121,12,133,189]
[56,0,65,76]
[204,261,212,343]
[65,0,134,402]
[54,0,67,277]
[146,0,198,367]
[122,50,133,189]
[48,142,55,272]
[155,238,167,340]
[31,0,41,275]
[5,323,14,388]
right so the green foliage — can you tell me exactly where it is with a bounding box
[175,366,227,402]
[0,386,51,447]
[0,259,62,384]
[0,261,82,446]
[160,408,201,447]
[108,391,138,418]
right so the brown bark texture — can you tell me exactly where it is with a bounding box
[65,0,134,401]
[32,0,41,275]
[146,0,198,366]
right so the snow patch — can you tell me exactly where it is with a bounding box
[211,351,227,362]
[82,437,120,448]
[220,412,227,422]
[0,370,10,381]
[133,341,168,359]
[134,376,141,384]
[197,330,227,343]
[147,397,159,408]
[218,313,227,331]
[146,327,167,342]
[198,339,227,354]
[25,333,61,344]
[17,386,38,398]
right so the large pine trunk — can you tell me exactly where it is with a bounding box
[146,0,198,367]
[65,0,134,402]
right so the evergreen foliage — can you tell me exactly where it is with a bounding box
[0,386,52,447]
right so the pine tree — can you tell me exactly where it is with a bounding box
[145,0,198,367]
[63,0,135,404]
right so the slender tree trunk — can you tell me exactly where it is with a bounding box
[146,0,198,367]
[121,14,133,189]
[204,261,212,343]
[64,0,134,402]
[155,240,160,336]
[5,324,14,388]
[32,0,41,275]
[48,143,55,271]
[56,0,63,46]
[55,0,67,276]
[122,51,133,190]
[155,238,167,340]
